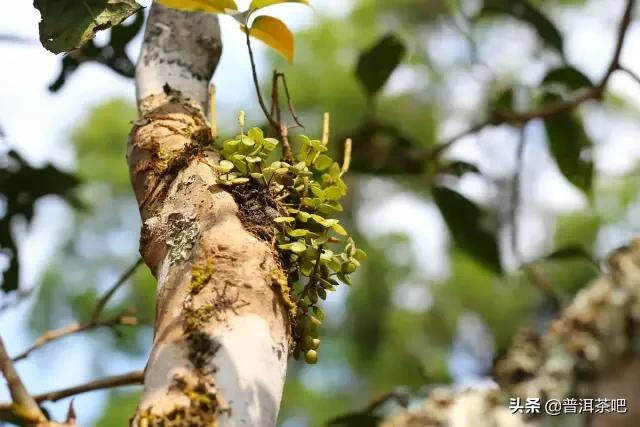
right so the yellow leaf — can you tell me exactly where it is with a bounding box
[250,0,309,10]
[157,0,238,14]
[249,16,294,63]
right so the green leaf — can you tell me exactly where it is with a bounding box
[480,0,564,55]
[263,138,279,152]
[543,99,593,193]
[314,155,333,171]
[274,216,295,223]
[289,229,313,237]
[321,219,340,227]
[329,162,341,179]
[542,66,593,91]
[250,0,309,10]
[433,186,502,273]
[279,241,307,253]
[337,273,352,286]
[541,246,594,264]
[355,33,406,97]
[319,201,343,214]
[324,185,345,201]
[310,185,325,200]
[231,177,250,184]
[297,211,311,222]
[354,249,367,261]
[215,160,234,174]
[332,224,348,236]
[157,0,238,13]
[34,0,142,54]
[249,15,295,63]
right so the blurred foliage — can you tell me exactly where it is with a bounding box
[0,148,79,292]
[49,10,144,92]
[21,99,155,424]
[28,98,154,340]
[3,0,640,426]
[94,391,141,427]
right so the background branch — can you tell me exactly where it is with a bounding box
[431,0,636,158]
[0,370,144,421]
[12,259,142,362]
[0,335,46,424]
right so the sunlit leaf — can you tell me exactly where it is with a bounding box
[157,0,238,13]
[250,0,309,11]
[249,15,295,63]
[274,216,295,223]
[314,155,333,171]
[332,224,348,236]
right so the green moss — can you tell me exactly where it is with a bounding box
[189,260,215,295]
[134,377,220,427]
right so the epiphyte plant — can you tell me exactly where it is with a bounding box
[210,116,366,364]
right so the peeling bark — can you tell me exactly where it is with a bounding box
[128,4,290,425]
[383,239,640,427]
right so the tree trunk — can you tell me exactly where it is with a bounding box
[383,239,640,427]
[128,4,290,425]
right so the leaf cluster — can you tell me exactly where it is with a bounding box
[213,126,366,364]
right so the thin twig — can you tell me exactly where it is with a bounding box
[619,66,640,86]
[12,259,142,362]
[431,0,635,158]
[270,70,281,125]
[90,258,142,323]
[32,370,144,404]
[0,370,144,419]
[244,30,293,160]
[12,313,138,363]
[275,72,304,129]
[0,335,46,424]
[244,29,280,133]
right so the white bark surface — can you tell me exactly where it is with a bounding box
[129,3,290,425]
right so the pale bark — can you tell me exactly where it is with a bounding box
[128,3,290,425]
[383,239,640,427]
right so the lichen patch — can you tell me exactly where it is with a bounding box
[166,213,199,264]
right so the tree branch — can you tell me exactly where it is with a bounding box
[90,258,142,323]
[12,259,142,362]
[0,335,46,424]
[0,370,144,421]
[244,29,281,133]
[619,66,640,86]
[431,0,636,158]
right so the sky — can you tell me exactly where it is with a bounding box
[2,0,640,425]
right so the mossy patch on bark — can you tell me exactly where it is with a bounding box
[133,376,222,427]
